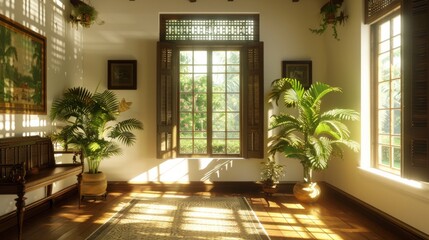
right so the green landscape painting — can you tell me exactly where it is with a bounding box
[0,14,46,114]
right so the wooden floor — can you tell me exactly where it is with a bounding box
[0,188,406,240]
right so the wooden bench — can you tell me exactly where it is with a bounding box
[0,136,83,240]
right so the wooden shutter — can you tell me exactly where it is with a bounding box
[157,42,176,159]
[403,0,429,182]
[243,42,264,158]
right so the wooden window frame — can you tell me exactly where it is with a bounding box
[157,42,263,159]
[368,0,429,182]
[371,11,401,175]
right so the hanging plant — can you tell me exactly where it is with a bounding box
[309,0,348,40]
[69,0,98,28]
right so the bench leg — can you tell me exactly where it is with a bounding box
[15,191,26,240]
[77,173,82,208]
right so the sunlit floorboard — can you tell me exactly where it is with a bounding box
[0,190,403,240]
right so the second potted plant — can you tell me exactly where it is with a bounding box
[260,158,285,195]
[267,78,359,202]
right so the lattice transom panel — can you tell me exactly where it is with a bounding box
[160,14,259,41]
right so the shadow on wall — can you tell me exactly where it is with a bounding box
[128,158,255,183]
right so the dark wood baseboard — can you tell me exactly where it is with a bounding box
[321,182,429,240]
[107,181,297,194]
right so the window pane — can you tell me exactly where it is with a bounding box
[380,21,390,41]
[227,94,240,111]
[213,74,226,92]
[213,112,225,131]
[194,51,207,64]
[393,147,401,168]
[180,113,193,131]
[379,40,390,53]
[227,51,240,64]
[180,51,192,64]
[392,80,401,110]
[393,15,401,35]
[392,110,401,135]
[212,139,226,154]
[227,74,240,92]
[378,52,391,81]
[180,74,193,91]
[213,51,225,64]
[227,140,240,154]
[213,66,225,73]
[393,36,401,48]
[213,131,226,138]
[180,132,192,138]
[180,65,192,73]
[379,145,390,166]
[392,136,400,147]
[194,66,207,73]
[195,93,207,111]
[195,113,207,131]
[378,82,390,108]
[180,93,193,111]
[227,112,240,131]
[194,139,207,154]
[379,135,390,145]
[213,93,226,111]
[180,139,193,154]
[392,48,401,79]
[378,110,390,134]
[227,65,240,72]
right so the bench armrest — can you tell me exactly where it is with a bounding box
[0,162,26,184]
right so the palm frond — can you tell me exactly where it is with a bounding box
[50,86,143,173]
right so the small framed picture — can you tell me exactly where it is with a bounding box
[282,61,312,88]
[108,60,137,90]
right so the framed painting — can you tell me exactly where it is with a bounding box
[282,61,312,89]
[0,14,46,114]
[108,60,137,90]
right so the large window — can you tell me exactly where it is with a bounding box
[373,13,401,175]
[178,49,241,155]
[368,0,429,182]
[157,14,263,159]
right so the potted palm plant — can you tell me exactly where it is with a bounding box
[260,158,285,195]
[309,0,348,40]
[268,78,359,202]
[50,87,143,199]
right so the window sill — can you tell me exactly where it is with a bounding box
[358,167,429,202]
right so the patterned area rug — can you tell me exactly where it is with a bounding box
[86,195,270,240]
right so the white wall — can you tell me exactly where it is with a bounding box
[82,0,327,183]
[322,0,429,235]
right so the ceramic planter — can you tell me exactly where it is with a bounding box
[80,172,107,198]
[293,181,321,203]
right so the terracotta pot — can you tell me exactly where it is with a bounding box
[80,172,107,197]
[293,181,321,203]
